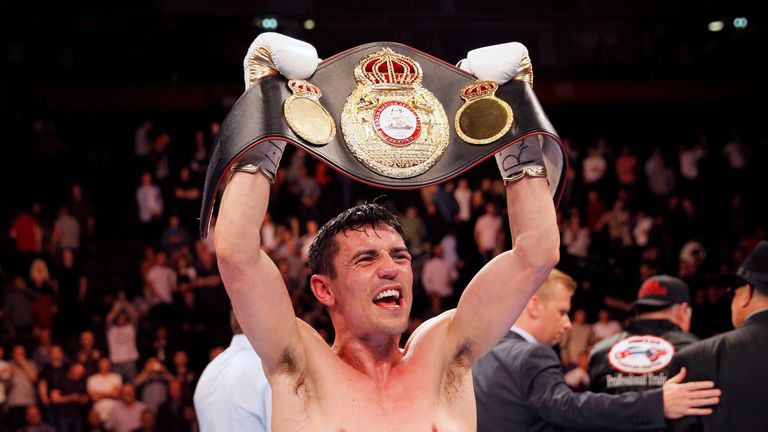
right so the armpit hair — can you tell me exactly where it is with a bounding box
[279,346,310,398]
[443,340,473,398]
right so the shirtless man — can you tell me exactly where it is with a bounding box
[214,34,560,431]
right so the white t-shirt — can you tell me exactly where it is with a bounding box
[475,214,502,252]
[145,265,176,305]
[194,335,271,432]
[87,372,123,421]
[107,325,139,364]
[421,257,458,298]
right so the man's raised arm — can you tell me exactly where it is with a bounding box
[214,33,319,374]
[448,43,561,363]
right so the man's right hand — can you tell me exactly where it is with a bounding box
[662,367,721,419]
[236,32,320,181]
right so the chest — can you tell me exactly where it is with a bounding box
[271,357,475,432]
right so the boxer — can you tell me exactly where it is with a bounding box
[215,33,557,431]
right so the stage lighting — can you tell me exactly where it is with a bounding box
[734,17,748,29]
[708,21,725,32]
[304,19,316,30]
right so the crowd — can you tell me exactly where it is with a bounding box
[1,107,765,431]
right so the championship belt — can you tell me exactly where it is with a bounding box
[200,42,567,237]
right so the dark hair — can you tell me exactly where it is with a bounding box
[308,203,406,278]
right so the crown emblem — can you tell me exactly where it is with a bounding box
[355,48,423,88]
[288,80,322,100]
[460,81,499,101]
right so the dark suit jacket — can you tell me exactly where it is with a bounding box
[473,331,666,432]
[668,309,768,432]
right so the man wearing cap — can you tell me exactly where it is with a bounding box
[668,240,768,432]
[588,275,699,400]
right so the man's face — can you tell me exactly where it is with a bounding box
[122,385,136,403]
[537,283,573,346]
[328,224,413,338]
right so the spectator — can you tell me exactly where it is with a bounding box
[454,178,473,223]
[86,408,106,432]
[144,251,176,308]
[105,384,147,432]
[562,211,590,258]
[136,172,163,240]
[8,202,44,273]
[615,145,638,187]
[134,409,158,432]
[28,259,56,296]
[134,358,173,413]
[171,166,202,233]
[105,295,140,383]
[67,183,95,243]
[4,277,35,340]
[561,309,592,367]
[160,215,192,261]
[421,244,459,314]
[74,330,102,375]
[431,183,459,224]
[54,248,88,332]
[87,358,122,422]
[582,145,608,186]
[37,345,67,421]
[645,148,677,198]
[474,202,503,265]
[156,380,190,432]
[134,120,153,158]
[18,405,56,432]
[170,351,195,396]
[49,205,81,254]
[400,206,427,256]
[591,309,622,342]
[299,219,319,262]
[6,345,39,431]
[50,362,89,432]
[0,346,11,426]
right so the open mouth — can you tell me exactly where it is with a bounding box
[372,288,402,309]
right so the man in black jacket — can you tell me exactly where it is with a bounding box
[589,275,698,395]
[473,269,720,432]
[669,240,768,432]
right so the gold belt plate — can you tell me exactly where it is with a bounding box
[455,80,513,145]
[341,48,449,179]
[283,79,336,145]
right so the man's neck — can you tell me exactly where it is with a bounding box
[333,333,403,384]
[511,324,539,344]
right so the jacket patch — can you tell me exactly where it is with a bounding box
[608,335,675,374]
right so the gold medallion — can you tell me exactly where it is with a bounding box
[283,80,336,145]
[455,80,513,145]
[341,48,449,178]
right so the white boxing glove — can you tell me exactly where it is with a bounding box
[458,42,547,184]
[456,42,529,85]
[235,33,320,181]
[243,32,320,90]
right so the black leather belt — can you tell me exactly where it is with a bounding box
[200,42,567,237]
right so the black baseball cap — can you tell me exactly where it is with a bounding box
[711,240,768,294]
[633,275,691,308]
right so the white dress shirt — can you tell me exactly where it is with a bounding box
[194,334,272,432]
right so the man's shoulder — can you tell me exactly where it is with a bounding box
[674,331,730,363]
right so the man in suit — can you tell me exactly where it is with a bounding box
[473,269,720,432]
[669,240,768,432]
